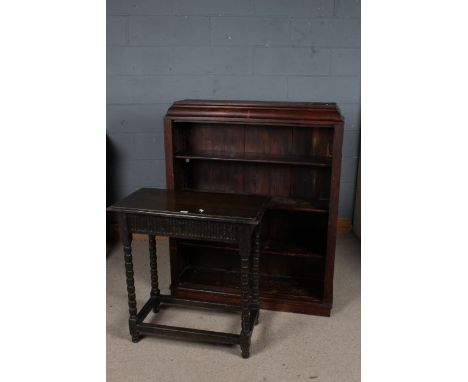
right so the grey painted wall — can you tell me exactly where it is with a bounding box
[107,0,360,218]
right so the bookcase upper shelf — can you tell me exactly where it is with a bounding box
[174,150,332,167]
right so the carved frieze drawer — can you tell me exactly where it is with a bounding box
[127,214,240,243]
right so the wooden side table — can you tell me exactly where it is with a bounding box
[107,188,267,358]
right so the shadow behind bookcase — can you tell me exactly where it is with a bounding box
[164,100,343,316]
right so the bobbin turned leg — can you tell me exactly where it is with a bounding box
[252,228,261,325]
[148,235,161,313]
[119,215,140,343]
[239,227,252,359]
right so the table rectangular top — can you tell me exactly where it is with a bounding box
[107,188,268,224]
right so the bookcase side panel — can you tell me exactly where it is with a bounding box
[323,123,344,305]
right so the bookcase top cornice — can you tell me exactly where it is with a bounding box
[166,99,344,125]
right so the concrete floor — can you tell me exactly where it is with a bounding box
[107,234,360,382]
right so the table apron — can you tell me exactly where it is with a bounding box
[126,213,248,243]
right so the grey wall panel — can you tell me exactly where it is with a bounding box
[107,1,361,217]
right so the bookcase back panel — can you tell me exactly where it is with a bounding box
[178,161,331,200]
[261,210,328,255]
[292,126,334,158]
[174,122,334,159]
[177,241,325,281]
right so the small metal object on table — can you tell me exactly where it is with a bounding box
[107,188,267,358]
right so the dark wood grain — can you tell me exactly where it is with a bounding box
[239,225,253,358]
[323,117,344,305]
[166,99,343,125]
[148,235,160,313]
[137,323,240,345]
[252,228,261,325]
[118,213,140,343]
[109,188,265,358]
[108,187,267,223]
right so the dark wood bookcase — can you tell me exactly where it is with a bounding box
[164,100,344,316]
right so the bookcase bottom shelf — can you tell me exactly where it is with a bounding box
[171,266,331,316]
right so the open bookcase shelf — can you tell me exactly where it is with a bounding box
[176,266,324,303]
[262,240,325,258]
[174,150,332,167]
[164,100,343,316]
[176,238,326,259]
[267,196,329,213]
